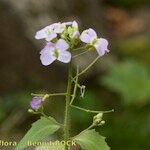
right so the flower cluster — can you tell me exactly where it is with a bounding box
[35,21,109,66]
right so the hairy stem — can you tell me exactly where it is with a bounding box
[64,61,72,150]
[73,46,86,51]
[31,93,66,97]
[73,49,92,58]
[70,104,114,114]
[70,66,79,105]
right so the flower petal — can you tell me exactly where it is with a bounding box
[49,23,60,29]
[40,45,56,66]
[50,23,65,33]
[88,28,97,38]
[72,21,78,28]
[45,32,57,41]
[40,53,56,66]
[57,51,71,63]
[56,39,69,51]
[80,28,97,43]
[80,33,91,43]
[35,27,47,39]
[94,38,109,56]
[63,21,73,25]
[40,42,54,54]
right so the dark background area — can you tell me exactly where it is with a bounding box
[0,0,150,150]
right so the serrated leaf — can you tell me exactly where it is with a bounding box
[15,116,60,150]
[74,129,110,150]
[35,144,64,150]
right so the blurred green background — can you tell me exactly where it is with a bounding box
[0,0,150,150]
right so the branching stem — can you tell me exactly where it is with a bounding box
[74,55,100,79]
[70,66,79,105]
[72,46,86,51]
[70,104,114,114]
[73,49,92,58]
[31,93,66,97]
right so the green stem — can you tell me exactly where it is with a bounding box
[70,66,79,105]
[73,46,86,51]
[72,77,83,88]
[73,49,91,58]
[82,123,95,132]
[70,104,114,114]
[31,93,66,97]
[64,61,72,150]
[74,55,100,79]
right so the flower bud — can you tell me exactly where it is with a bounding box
[99,120,105,126]
[93,113,104,126]
[28,109,34,113]
[93,113,103,121]
[30,96,42,110]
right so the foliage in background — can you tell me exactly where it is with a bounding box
[101,60,150,105]
[0,92,30,122]
[98,59,150,150]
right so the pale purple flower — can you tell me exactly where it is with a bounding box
[30,97,42,110]
[40,39,71,66]
[35,22,65,41]
[80,28,109,56]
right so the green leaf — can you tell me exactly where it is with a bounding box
[35,144,64,150]
[74,129,110,150]
[15,116,60,150]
